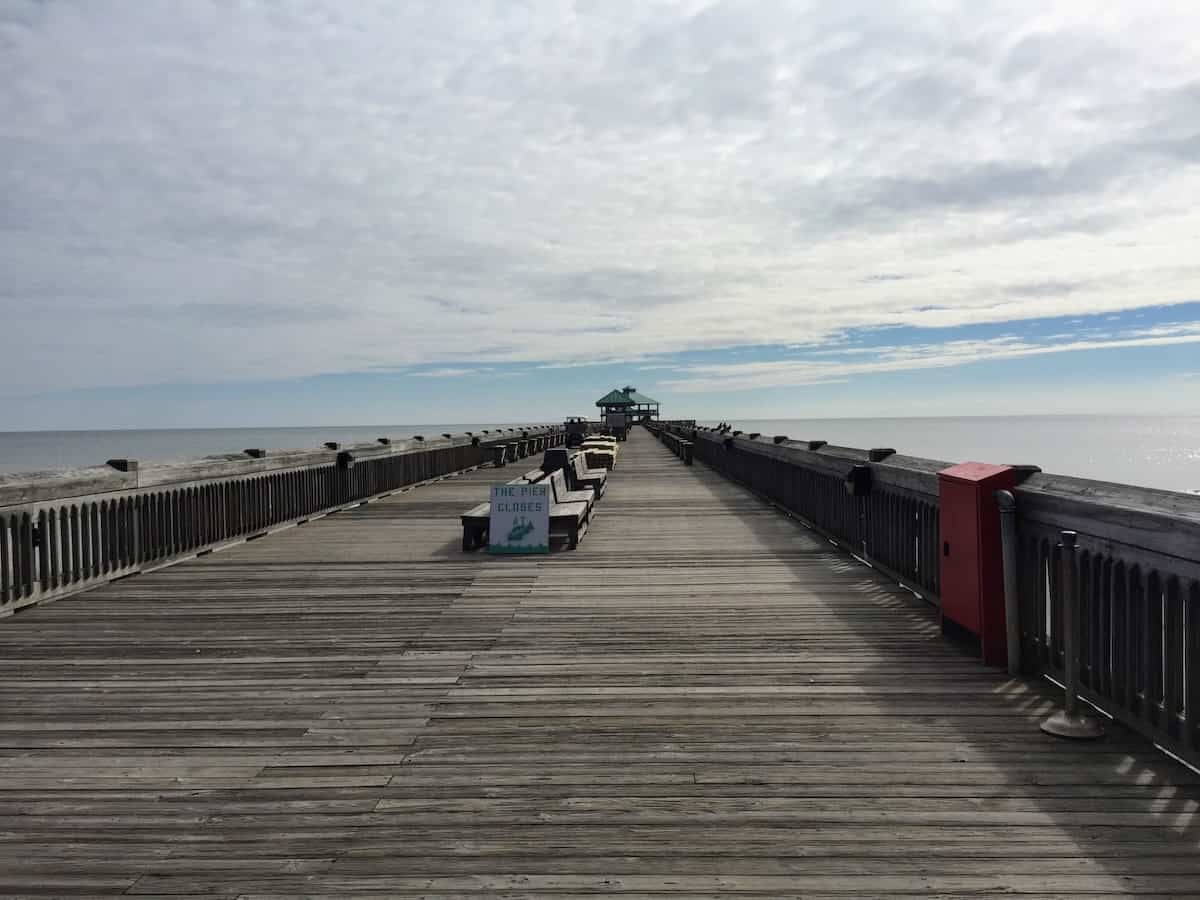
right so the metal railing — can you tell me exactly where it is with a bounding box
[0,426,564,613]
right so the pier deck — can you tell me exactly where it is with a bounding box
[1,427,1198,897]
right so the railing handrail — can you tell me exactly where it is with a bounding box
[684,424,1200,525]
[0,426,561,509]
[1,425,567,615]
[685,427,948,500]
[1016,471,1200,573]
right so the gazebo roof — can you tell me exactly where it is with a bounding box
[595,386,659,408]
[625,389,658,405]
[596,389,633,407]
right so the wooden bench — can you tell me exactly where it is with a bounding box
[583,447,616,470]
[533,468,591,549]
[548,487,589,549]
[461,468,589,551]
[461,471,530,550]
[581,437,618,463]
[570,451,607,497]
[549,468,594,515]
[541,447,606,496]
[461,502,491,551]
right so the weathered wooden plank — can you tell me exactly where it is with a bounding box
[0,426,1196,895]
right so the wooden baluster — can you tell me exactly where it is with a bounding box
[1128,565,1144,717]
[1143,570,1164,730]
[47,508,60,591]
[1187,581,1200,754]
[1097,556,1112,699]
[37,509,51,594]
[1115,561,1131,713]
[1,515,11,606]
[1163,576,1184,741]
[18,512,34,598]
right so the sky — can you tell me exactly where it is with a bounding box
[2,0,1199,429]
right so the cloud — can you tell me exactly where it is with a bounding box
[410,367,492,378]
[2,1,1200,397]
[663,321,1200,392]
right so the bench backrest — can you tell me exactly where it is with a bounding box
[541,447,569,476]
[584,449,614,468]
[571,453,592,483]
[549,468,570,503]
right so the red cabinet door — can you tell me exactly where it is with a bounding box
[939,479,982,633]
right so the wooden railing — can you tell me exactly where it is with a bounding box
[1013,473,1200,766]
[0,426,564,614]
[659,422,1200,769]
[646,424,692,464]
[660,425,942,601]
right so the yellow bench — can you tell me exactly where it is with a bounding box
[581,437,618,462]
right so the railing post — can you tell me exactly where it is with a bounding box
[995,490,1020,676]
[132,494,143,566]
[1040,530,1104,740]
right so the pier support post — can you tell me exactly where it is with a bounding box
[995,490,1021,676]
[1040,530,1105,740]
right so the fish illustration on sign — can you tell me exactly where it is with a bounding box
[507,516,536,543]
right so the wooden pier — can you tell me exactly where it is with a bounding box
[1,427,1198,897]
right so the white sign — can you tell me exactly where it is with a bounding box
[488,483,550,554]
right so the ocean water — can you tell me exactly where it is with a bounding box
[0,416,1197,493]
[697,416,1200,494]
[0,423,516,476]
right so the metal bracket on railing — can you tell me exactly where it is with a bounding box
[1040,530,1105,740]
[844,465,872,497]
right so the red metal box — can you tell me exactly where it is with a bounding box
[937,462,1015,666]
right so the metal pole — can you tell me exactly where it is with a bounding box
[1040,530,1104,740]
[1061,531,1080,719]
[995,490,1021,676]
